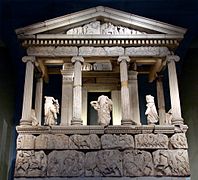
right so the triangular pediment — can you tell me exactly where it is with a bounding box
[64,21,147,35]
[16,6,186,38]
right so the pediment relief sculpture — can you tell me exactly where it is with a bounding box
[66,21,146,35]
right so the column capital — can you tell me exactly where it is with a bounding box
[128,70,138,80]
[61,63,74,82]
[71,56,84,64]
[118,56,130,63]
[22,56,36,63]
[166,55,180,63]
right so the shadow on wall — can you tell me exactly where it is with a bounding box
[180,38,198,180]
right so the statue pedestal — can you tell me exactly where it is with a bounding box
[14,125,190,178]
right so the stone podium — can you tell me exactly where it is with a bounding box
[14,6,190,179]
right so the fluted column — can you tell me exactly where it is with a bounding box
[156,75,166,125]
[61,63,74,126]
[20,56,35,126]
[35,76,43,125]
[167,55,183,125]
[71,56,84,125]
[118,56,135,125]
[128,70,141,125]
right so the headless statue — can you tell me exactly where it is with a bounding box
[145,95,159,124]
[44,96,59,126]
[90,95,113,126]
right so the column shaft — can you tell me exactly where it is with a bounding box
[35,77,43,125]
[128,70,141,125]
[156,76,166,125]
[71,56,84,125]
[167,56,183,124]
[20,56,35,126]
[61,64,73,126]
[82,88,88,125]
[118,56,135,125]
[111,90,122,125]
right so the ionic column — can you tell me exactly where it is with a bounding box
[128,70,141,125]
[167,55,183,125]
[60,63,74,126]
[35,76,43,125]
[82,88,88,125]
[20,56,35,126]
[111,90,122,125]
[156,75,166,125]
[71,56,84,125]
[118,56,135,125]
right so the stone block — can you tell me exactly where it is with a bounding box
[47,150,85,177]
[101,134,134,149]
[85,150,122,176]
[79,46,124,56]
[104,47,124,56]
[27,46,78,57]
[17,134,35,149]
[170,133,188,149]
[153,150,190,176]
[69,134,101,149]
[15,150,47,177]
[135,134,168,149]
[35,134,69,149]
[125,47,170,57]
[123,150,154,176]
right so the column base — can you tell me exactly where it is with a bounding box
[20,119,32,126]
[71,118,83,125]
[171,117,184,125]
[121,119,137,125]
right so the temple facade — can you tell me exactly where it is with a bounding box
[14,6,190,179]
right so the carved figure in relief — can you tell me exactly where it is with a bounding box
[145,95,159,124]
[15,150,47,176]
[90,95,113,126]
[31,109,39,126]
[44,96,59,126]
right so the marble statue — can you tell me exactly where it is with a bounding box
[145,95,159,124]
[90,95,113,126]
[44,96,59,126]
[165,109,172,124]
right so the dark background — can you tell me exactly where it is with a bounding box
[0,0,198,179]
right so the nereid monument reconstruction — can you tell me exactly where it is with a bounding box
[14,6,190,179]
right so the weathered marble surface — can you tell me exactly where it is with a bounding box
[85,150,122,176]
[90,95,113,126]
[15,150,47,177]
[123,150,154,176]
[66,21,145,35]
[153,150,190,176]
[17,134,35,149]
[101,134,134,149]
[135,134,168,149]
[35,134,69,149]
[170,133,188,149]
[69,134,101,149]
[44,96,59,126]
[27,46,78,57]
[47,150,84,176]
[145,95,159,125]
[79,46,124,56]
[125,47,170,57]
